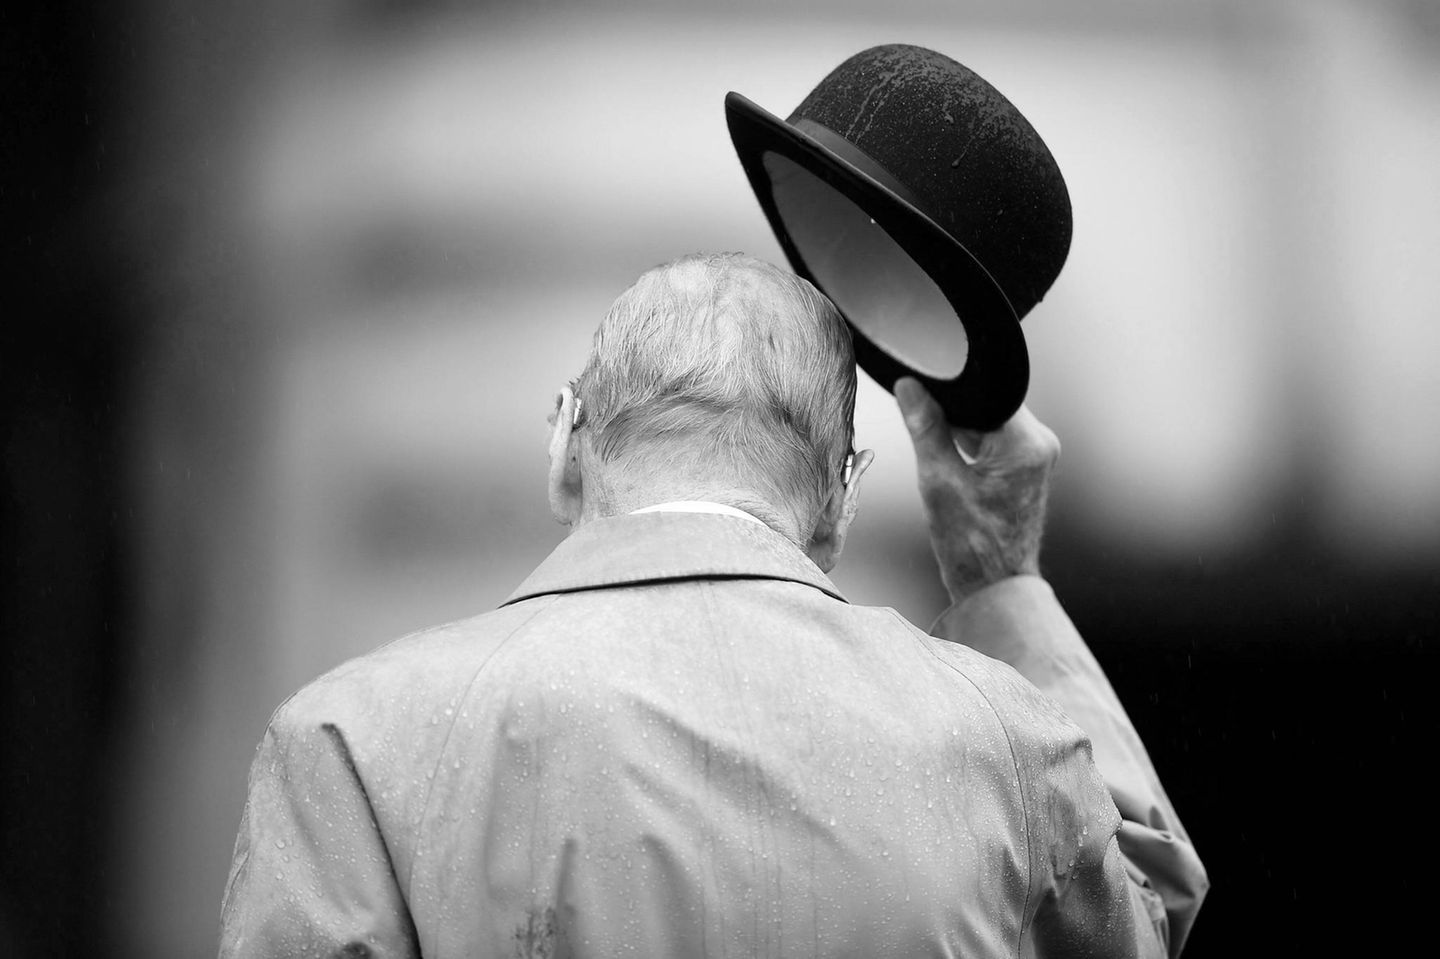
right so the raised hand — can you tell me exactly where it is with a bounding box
[895,377,1061,604]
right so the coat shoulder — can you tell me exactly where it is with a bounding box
[906,611,1089,753]
[273,596,560,734]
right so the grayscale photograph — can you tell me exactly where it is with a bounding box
[3,1,1436,957]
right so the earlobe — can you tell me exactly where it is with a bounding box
[547,387,584,526]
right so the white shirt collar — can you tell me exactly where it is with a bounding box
[630,501,767,527]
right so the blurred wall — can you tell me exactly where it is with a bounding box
[5,1,1437,956]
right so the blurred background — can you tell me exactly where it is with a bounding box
[4,0,1437,955]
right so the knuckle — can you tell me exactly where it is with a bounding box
[1039,428,1061,463]
[912,408,945,439]
[1018,422,1060,465]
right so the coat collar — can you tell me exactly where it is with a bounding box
[502,511,846,606]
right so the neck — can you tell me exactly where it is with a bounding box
[583,471,808,546]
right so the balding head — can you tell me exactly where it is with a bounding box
[566,253,858,542]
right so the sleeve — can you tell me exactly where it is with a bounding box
[218,701,421,959]
[931,576,1208,958]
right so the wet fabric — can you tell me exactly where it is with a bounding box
[219,511,1206,957]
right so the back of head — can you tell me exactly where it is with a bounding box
[574,253,856,531]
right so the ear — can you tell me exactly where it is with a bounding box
[547,386,584,527]
[807,449,875,572]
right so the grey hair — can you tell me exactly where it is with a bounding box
[574,253,856,520]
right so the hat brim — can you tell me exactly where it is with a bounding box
[725,91,1028,430]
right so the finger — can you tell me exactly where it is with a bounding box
[988,404,1061,467]
[895,378,967,474]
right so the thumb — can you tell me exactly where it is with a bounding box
[895,377,965,471]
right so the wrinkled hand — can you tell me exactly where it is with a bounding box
[895,377,1061,605]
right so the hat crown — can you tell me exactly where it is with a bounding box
[788,44,1071,320]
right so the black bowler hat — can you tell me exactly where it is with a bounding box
[726,44,1072,429]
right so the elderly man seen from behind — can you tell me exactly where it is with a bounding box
[220,253,1207,958]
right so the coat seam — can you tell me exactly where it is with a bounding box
[404,595,561,896]
[895,609,1034,959]
[319,722,423,950]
